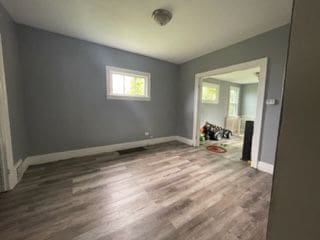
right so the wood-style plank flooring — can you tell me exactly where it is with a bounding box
[0,139,272,240]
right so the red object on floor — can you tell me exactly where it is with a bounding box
[207,145,227,153]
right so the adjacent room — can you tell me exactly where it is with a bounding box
[0,1,295,240]
[198,66,261,166]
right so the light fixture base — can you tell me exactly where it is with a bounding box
[152,9,172,26]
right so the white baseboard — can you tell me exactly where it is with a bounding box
[26,136,180,166]
[176,136,194,146]
[11,135,194,188]
[257,161,274,175]
[24,136,193,167]
[13,136,273,192]
[16,158,29,180]
[8,166,18,190]
[6,158,24,190]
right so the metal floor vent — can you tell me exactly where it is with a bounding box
[118,147,147,155]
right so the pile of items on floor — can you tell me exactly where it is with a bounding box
[200,122,232,141]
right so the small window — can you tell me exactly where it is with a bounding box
[106,66,151,101]
[202,82,220,104]
[228,86,240,116]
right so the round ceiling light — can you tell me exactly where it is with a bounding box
[152,9,172,26]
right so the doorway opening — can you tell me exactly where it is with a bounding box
[193,58,268,168]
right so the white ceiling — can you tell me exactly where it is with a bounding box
[211,67,260,84]
[0,0,293,64]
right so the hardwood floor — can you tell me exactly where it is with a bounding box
[0,140,272,240]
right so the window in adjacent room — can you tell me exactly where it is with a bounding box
[106,66,151,100]
[228,86,240,116]
[202,82,220,104]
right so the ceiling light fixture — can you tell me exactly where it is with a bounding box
[152,9,172,26]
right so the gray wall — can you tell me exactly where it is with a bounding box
[178,25,290,165]
[0,5,290,167]
[200,78,240,127]
[0,4,27,162]
[17,25,179,156]
[240,83,258,118]
[268,1,320,239]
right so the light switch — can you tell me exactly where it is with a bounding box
[266,99,277,105]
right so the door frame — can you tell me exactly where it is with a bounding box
[0,34,15,191]
[192,57,268,169]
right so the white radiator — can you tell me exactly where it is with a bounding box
[225,116,241,135]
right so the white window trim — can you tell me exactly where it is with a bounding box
[201,82,220,104]
[228,86,240,116]
[106,66,151,101]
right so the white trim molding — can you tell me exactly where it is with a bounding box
[257,161,274,175]
[26,136,176,166]
[15,158,29,181]
[106,66,151,101]
[0,35,17,191]
[7,168,18,190]
[13,135,273,189]
[176,136,194,146]
[14,136,192,172]
[192,58,268,170]
[12,136,193,182]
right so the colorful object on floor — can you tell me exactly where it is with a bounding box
[200,133,206,143]
[207,145,227,153]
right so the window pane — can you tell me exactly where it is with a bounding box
[229,103,236,116]
[229,87,240,116]
[230,87,239,104]
[124,76,145,96]
[107,67,150,100]
[202,86,217,101]
[230,89,236,103]
[112,74,124,95]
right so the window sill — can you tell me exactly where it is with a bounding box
[107,95,151,101]
[202,101,219,104]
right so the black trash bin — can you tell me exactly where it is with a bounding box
[242,121,254,161]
